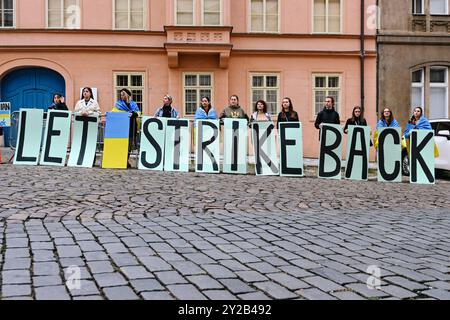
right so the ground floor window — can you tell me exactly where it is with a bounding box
[114,72,145,112]
[183,73,213,115]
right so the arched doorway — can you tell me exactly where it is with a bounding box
[1,67,66,146]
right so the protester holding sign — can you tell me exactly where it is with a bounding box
[112,88,141,151]
[194,97,217,123]
[277,97,299,124]
[48,93,68,111]
[154,95,179,119]
[404,107,432,139]
[314,96,340,130]
[219,95,249,123]
[250,100,272,124]
[75,87,101,117]
[343,106,368,134]
[373,107,400,149]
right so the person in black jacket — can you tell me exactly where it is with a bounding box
[314,96,340,130]
[48,93,68,111]
[343,106,367,134]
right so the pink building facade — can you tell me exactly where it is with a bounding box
[0,0,376,157]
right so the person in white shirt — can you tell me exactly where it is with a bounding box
[74,87,101,116]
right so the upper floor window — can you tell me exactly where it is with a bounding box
[250,0,279,33]
[176,0,194,25]
[114,0,145,30]
[413,0,424,14]
[203,0,221,25]
[47,0,80,29]
[0,0,13,28]
[430,0,449,15]
[313,0,341,33]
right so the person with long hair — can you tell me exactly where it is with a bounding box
[343,106,367,134]
[74,87,100,116]
[277,97,299,123]
[112,88,141,152]
[194,96,217,122]
[373,107,400,149]
[250,100,271,124]
[404,106,432,139]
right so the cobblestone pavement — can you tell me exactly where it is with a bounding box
[0,165,450,300]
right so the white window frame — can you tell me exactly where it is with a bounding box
[182,72,214,116]
[312,0,343,34]
[429,66,449,118]
[249,73,280,116]
[248,0,281,34]
[175,0,195,26]
[112,0,146,30]
[411,68,425,113]
[0,0,15,28]
[114,72,145,112]
[412,0,425,14]
[46,0,80,29]
[312,74,342,115]
[430,0,449,15]
[201,0,222,26]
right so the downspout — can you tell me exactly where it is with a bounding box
[360,0,366,112]
[375,0,380,116]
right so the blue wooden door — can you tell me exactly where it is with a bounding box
[1,68,65,147]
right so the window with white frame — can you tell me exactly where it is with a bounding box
[0,0,14,27]
[176,0,194,25]
[413,0,424,14]
[313,0,341,33]
[430,0,449,14]
[114,73,145,111]
[250,0,279,33]
[47,0,80,28]
[183,73,213,115]
[250,74,279,115]
[411,69,425,112]
[429,67,448,118]
[203,0,221,25]
[114,0,144,30]
[313,74,341,115]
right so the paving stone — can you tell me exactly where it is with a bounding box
[422,289,450,300]
[266,273,309,290]
[33,275,63,287]
[167,284,207,300]
[253,281,297,299]
[296,288,338,300]
[56,245,82,258]
[204,290,238,300]
[202,264,237,279]
[2,285,32,297]
[236,271,268,283]
[87,261,115,274]
[346,283,390,299]
[139,256,172,272]
[93,273,128,288]
[331,291,366,300]
[219,278,255,294]
[130,279,165,293]
[170,260,206,276]
[2,270,31,285]
[384,276,429,291]
[68,280,101,296]
[141,291,175,300]
[35,286,71,300]
[120,266,154,280]
[155,271,188,285]
[109,253,139,267]
[3,258,31,270]
[238,292,271,300]
[103,286,140,300]
[381,285,417,299]
[187,275,224,290]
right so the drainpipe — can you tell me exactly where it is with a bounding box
[360,0,366,112]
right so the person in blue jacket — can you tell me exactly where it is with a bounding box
[194,96,217,125]
[403,106,432,139]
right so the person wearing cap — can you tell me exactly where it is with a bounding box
[154,95,179,118]
[112,88,141,151]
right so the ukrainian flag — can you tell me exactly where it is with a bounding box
[102,112,130,169]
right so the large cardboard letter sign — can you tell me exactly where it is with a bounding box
[252,122,279,176]
[345,125,371,181]
[278,122,304,177]
[139,117,166,171]
[164,119,190,172]
[377,127,402,183]
[410,130,435,184]
[68,115,99,168]
[196,120,220,173]
[223,119,247,174]
[318,124,343,179]
[13,109,44,166]
[102,112,130,169]
[40,110,72,166]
